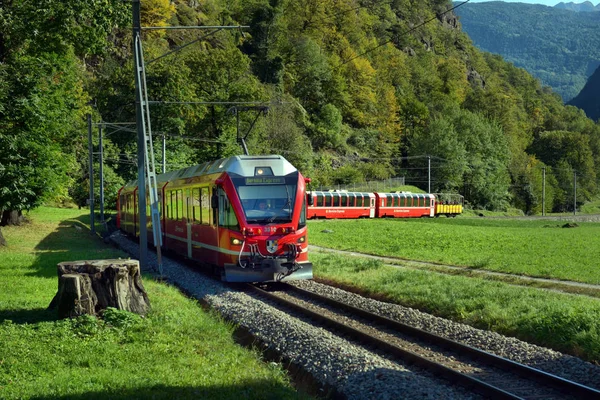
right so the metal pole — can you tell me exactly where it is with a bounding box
[574,171,577,215]
[162,134,166,174]
[542,167,546,216]
[98,124,105,223]
[133,0,147,268]
[87,114,96,234]
[428,155,431,193]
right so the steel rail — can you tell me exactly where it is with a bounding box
[248,283,600,399]
[283,283,600,399]
[248,284,520,400]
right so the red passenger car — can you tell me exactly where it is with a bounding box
[374,192,435,218]
[306,191,376,219]
[117,155,313,282]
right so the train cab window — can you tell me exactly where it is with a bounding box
[340,194,348,207]
[219,190,239,231]
[298,200,306,229]
[316,194,324,207]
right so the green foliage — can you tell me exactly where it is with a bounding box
[3,0,600,215]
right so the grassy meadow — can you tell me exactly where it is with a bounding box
[307,217,600,362]
[0,207,307,400]
[308,218,600,284]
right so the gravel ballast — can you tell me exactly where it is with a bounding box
[110,232,600,398]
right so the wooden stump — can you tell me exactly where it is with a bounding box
[48,259,150,319]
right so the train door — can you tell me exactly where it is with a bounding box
[370,196,375,218]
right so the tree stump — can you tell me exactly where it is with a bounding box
[48,259,150,319]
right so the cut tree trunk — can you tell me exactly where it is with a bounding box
[1,210,24,226]
[48,259,150,319]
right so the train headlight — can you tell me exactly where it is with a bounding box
[231,238,243,246]
[297,236,306,243]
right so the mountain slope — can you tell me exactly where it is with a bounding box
[455,1,600,101]
[569,65,600,121]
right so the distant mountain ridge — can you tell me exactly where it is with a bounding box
[555,1,600,12]
[568,65,600,121]
[456,2,600,101]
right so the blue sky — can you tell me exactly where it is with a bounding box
[466,0,577,5]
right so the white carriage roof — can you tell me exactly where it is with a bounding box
[123,155,297,189]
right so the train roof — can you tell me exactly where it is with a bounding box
[122,155,297,190]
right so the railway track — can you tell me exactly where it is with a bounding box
[248,282,600,400]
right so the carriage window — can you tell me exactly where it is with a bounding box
[356,195,363,207]
[201,187,211,225]
[340,194,348,207]
[167,191,174,219]
[348,193,355,207]
[177,190,184,220]
[192,188,201,223]
[386,196,392,207]
[317,194,324,207]
[324,193,332,207]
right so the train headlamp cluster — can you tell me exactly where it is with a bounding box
[297,236,306,243]
[230,238,243,246]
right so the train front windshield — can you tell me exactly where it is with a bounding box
[232,176,298,223]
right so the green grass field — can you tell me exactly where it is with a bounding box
[307,217,600,363]
[0,207,307,400]
[308,218,600,284]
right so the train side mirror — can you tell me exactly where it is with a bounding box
[211,194,219,209]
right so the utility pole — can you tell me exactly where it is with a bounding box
[162,134,166,173]
[87,114,95,235]
[541,167,546,216]
[132,0,148,268]
[98,123,105,224]
[427,155,431,194]
[573,171,577,216]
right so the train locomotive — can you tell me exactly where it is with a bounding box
[306,190,462,219]
[117,155,313,282]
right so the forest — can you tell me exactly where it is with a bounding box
[1,0,600,224]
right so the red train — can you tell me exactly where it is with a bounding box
[306,190,462,219]
[117,155,313,282]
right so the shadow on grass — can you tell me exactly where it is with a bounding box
[28,382,308,400]
[27,214,124,279]
[0,307,56,324]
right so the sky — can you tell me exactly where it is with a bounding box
[466,0,578,5]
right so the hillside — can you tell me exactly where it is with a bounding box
[569,65,600,121]
[455,1,600,101]
[1,0,600,217]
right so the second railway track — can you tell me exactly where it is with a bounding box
[248,282,600,400]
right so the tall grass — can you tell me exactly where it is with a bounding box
[0,207,307,400]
